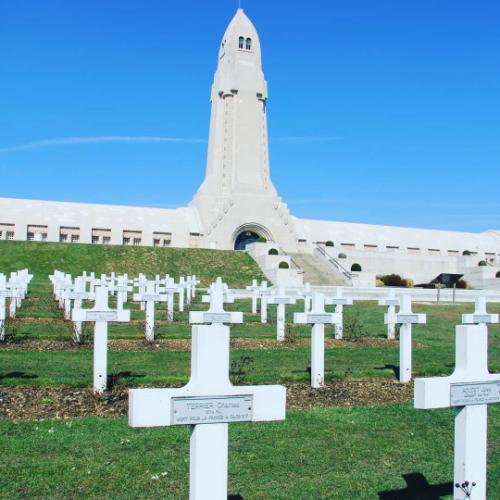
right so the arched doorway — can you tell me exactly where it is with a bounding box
[232,223,274,251]
[234,231,260,251]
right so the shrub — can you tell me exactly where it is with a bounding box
[380,274,407,287]
[257,236,267,243]
[279,261,290,269]
[268,248,279,255]
[478,260,487,267]
[456,279,468,289]
[462,250,472,256]
[338,253,347,259]
[496,271,500,279]
[351,263,362,272]
[325,241,334,247]
[403,278,414,288]
[376,278,384,287]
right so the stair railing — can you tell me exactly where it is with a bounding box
[277,246,305,275]
[314,245,353,282]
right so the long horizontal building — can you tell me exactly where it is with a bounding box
[1,9,499,288]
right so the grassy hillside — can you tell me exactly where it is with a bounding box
[0,241,265,288]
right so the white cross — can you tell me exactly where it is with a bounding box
[415,324,500,500]
[462,296,499,326]
[202,279,235,307]
[191,275,200,299]
[129,283,285,500]
[114,275,132,311]
[177,277,187,312]
[268,286,296,341]
[62,277,94,343]
[378,289,400,340]
[300,282,313,312]
[72,286,130,393]
[326,287,353,339]
[191,279,242,325]
[133,281,168,342]
[134,274,148,311]
[0,274,11,341]
[259,281,272,324]
[385,295,427,383]
[246,279,260,314]
[160,278,178,322]
[294,292,342,388]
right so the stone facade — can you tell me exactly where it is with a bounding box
[0,9,499,286]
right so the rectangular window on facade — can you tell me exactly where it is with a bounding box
[27,224,48,242]
[448,250,459,256]
[341,243,356,249]
[364,244,378,250]
[428,249,441,255]
[386,246,399,251]
[123,230,142,246]
[7,231,14,240]
[60,226,80,243]
[153,231,172,248]
[0,223,15,241]
[103,236,111,245]
[407,247,421,255]
[92,228,111,245]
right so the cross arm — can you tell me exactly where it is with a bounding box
[129,384,286,428]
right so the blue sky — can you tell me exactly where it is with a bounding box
[1,0,499,232]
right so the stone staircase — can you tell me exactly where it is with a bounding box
[289,252,348,286]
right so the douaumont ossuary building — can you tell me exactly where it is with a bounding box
[1,9,499,289]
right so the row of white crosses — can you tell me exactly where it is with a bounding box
[129,278,286,500]
[415,297,499,500]
[0,270,32,341]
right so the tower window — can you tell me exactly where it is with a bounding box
[239,37,244,49]
[246,38,252,50]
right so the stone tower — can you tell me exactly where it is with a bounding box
[191,8,297,251]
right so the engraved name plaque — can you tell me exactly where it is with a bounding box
[472,315,493,323]
[86,311,118,322]
[398,314,419,323]
[450,381,500,407]
[307,314,333,324]
[203,313,232,323]
[140,294,161,301]
[171,395,253,425]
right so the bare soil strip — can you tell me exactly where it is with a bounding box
[0,379,413,421]
[0,338,404,352]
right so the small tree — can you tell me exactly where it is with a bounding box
[351,263,362,272]
[462,250,472,256]
[279,261,290,269]
[478,260,487,267]
[338,253,347,259]
[325,241,334,247]
[257,236,267,243]
[496,271,500,279]
[268,248,279,255]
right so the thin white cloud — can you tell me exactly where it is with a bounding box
[0,134,341,153]
[0,136,207,153]
[270,136,341,144]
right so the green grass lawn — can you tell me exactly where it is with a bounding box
[0,403,498,499]
[0,241,266,288]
